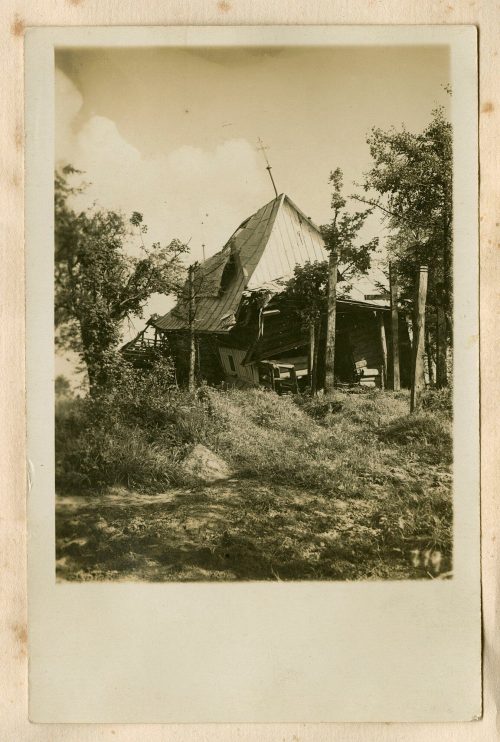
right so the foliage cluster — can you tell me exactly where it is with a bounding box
[357,106,453,390]
[420,386,453,414]
[360,107,452,314]
[55,165,188,390]
[55,358,223,493]
[320,167,378,287]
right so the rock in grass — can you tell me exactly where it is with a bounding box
[181,444,232,483]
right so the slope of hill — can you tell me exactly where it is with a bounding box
[56,387,452,581]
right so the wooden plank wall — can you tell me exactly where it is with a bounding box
[218,346,259,384]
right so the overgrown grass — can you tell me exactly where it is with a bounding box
[420,386,453,414]
[56,395,191,492]
[56,379,453,581]
[55,362,222,493]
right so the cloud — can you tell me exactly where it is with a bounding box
[55,68,272,339]
[77,115,141,168]
[55,69,269,264]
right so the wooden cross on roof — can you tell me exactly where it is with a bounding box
[257,137,278,199]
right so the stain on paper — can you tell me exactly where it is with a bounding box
[11,15,25,37]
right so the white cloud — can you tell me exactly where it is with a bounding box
[56,70,269,262]
[77,115,141,167]
[55,69,271,344]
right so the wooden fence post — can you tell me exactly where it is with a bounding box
[389,262,400,391]
[378,311,388,390]
[410,265,429,412]
[309,322,317,395]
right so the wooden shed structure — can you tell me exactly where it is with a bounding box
[123,193,411,389]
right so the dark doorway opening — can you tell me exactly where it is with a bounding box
[334,331,356,382]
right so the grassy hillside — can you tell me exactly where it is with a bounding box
[56,386,452,581]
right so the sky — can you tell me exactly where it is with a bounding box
[55,45,450,379]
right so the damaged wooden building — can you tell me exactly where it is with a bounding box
[123,193,411,390]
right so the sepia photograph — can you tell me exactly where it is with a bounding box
[53,43,455,583]
[23,24,482,724]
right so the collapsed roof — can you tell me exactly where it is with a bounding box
[154,192,388,334]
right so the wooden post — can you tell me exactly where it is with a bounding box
[270,364,276,392]
[410,265,429,412]
[308,322,316,395]
[389,262,400,391]
[425,324,435,386]
[187,264,196,391]
[196,337,201,379]
[378,311,388,390]
[313,319,321,392]
[324,252,338,392]
[436,305,448,388]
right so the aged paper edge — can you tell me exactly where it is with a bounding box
[1,3,498,741]
[26,23,480,724]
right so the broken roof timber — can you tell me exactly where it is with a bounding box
[154,193,390,334]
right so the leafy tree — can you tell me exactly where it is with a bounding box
[281,170,377,394]
[319,168,378,390]
[281,261,328,394]
[321,168,378,288]
[55,165,188,391]
[55,374,71,398]
[356,106,452,386]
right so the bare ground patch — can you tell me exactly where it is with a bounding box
[56,476,451,582]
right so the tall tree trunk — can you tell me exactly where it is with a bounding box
[410,265,429,412]
[443,213,453,332]
[324,252,338,393]
[85,359,98,395]
[441,213,452,384]
[389,262,400,391]
[309,321,317,396]
[436,305,448,388]
[187,264,196,391]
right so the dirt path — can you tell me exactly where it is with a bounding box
[56,475,448,582]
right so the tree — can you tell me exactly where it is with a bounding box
[320,168,378,391]
[186,262,198,391]
[356,106,452,389]
[55,165,188,391]
[281,261,328,394]
[55,374,71,398]
[281,169,377,395]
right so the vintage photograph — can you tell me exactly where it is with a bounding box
[54,44,454,582]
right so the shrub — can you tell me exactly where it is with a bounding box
[293,394,344,420]
[421,387,453,415]
[55,359,225,493]
[378,410,452,465]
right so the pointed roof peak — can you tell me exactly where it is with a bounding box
[280,194,322,233]
[154,192,327,333]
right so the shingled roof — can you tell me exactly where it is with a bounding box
[154,193,328,333]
